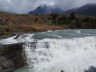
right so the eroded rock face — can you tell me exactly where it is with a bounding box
[0,43,25,72]
[0,46,5,55]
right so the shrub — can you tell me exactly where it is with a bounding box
[34,17,38,21]
[70,12,75,20]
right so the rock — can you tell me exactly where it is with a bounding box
[3,67,15,72]
[0,70,4,72]
[0,65,4,72]
[14,33,21,39]
[4,43,23,51]
[0,46,5,55]
[1,60,15,69]
[0,56,15,72]
[0,65,2,70]
[0,56,7,60]
[0,56,7,63]
[0,43,25,72]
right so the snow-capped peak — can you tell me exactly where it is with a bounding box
[46,2,55,6]
[28,3,63,14]
[40,3,59,9]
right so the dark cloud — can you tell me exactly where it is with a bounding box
[0,0,96,14]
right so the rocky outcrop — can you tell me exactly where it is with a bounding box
[0,43,25,72]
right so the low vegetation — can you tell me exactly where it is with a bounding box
[0,11,96,36]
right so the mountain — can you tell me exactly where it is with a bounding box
[65,3,96,16]
[28,4,64,14]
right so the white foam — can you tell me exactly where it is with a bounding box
[24,36,96,72]
[0,34,35,45]
[76,30,81,33]
[47,30,53,32]
[0,35,17,44]
[17,34,35,43]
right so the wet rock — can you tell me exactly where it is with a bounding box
[14,33,21,39]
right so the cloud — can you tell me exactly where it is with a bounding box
[0,0,96,14]
[0,0,12,11]
[6,0,12,4]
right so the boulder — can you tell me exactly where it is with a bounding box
[1,60,15,69]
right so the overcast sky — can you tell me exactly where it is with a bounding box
[0,0,96,14]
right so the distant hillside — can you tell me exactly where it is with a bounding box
[65,3,96,16]
[28,4,64,14]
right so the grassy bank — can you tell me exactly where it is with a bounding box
[0,11,96,36]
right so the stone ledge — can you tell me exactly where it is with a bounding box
[0,43,25,72]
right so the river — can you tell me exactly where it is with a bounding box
[0,29,96,72]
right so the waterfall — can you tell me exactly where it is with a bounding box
[23,36,96,72]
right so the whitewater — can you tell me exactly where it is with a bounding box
[0,29,96,72]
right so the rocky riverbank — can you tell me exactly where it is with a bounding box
[0,43,25,72]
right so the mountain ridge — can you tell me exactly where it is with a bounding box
[28,4,64,14]
[64,3,96,16]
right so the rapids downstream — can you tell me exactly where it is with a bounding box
[0,29,96,72]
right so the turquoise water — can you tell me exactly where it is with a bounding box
[14,67,34,72]
[1,29,96,72]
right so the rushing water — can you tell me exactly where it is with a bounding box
[0,29,96,72]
